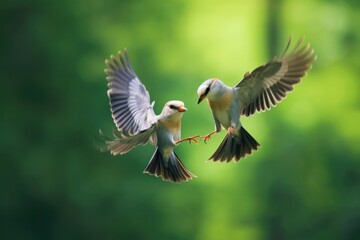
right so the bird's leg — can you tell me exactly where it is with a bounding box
[227,127,234,135]
[200,131,217,143]
[176,135,199,145]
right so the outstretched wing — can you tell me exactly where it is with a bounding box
[103,127,157,155]
[236,36,316,117]
[105,50,156,136]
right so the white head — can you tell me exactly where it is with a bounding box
[197,78,225,104]
[161,100,187,120]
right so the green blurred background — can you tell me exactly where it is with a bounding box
[1,0,360,239]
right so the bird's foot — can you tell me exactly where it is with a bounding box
[227,127,234,135]
[200,131,217,144]
[176,135,199,144]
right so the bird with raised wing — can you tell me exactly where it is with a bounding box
[102,50,198,183]
[197,36,316,162]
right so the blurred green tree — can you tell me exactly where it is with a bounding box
[1,0,359,239]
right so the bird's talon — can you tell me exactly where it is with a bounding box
[177,135,199,145]
[200,136,209,142]
[190,135,199,144]
[227,127,234,135]
[200,132,216,143]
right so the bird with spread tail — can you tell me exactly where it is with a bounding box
[197,36,316,162]
[102,50,199,183]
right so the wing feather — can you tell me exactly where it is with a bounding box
[236,36,316,116]
[105,50,156,135]
[105,126,156,155]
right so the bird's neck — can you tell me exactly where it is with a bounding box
[207,84,231,101]
[159,117,181,132]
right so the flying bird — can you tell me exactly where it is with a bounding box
[197,36,316,162]
[102,50,198,183]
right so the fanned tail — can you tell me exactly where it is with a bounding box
[144,148,195,183]
[209,127,260,162]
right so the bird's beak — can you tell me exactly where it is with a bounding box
[178,106,187,112]
[197,96,204,104]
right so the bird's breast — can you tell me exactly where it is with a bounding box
[208,91,233,127]
[156,119,180,149]
[208,91,233,111]
[159,119,181,134]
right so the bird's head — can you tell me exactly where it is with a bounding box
[161,100,187,120]
[197,78,223,104]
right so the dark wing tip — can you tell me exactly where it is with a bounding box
[281,35,310,57]
[238,36,316,116]
[281,36,293,56]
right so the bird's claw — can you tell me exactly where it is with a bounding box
[200,131,217,144]
[200,135,211,144]
[187,135,199,144]
[227,127,234,135]
[176,135,199,145]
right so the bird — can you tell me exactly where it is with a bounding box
[102,49,199,183]
[197,36,316,162]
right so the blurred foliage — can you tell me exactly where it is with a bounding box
[1,0,360,239]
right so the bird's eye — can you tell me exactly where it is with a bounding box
[204,86,210,95]
[169,105,177,110]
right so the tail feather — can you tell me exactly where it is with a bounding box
[209,127,260,162]
[144,148,195,183]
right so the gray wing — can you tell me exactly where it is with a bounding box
[236,36,316,117]
[105,49,156,136]
[105,127,157,155]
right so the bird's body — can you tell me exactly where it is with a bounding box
[197,36,316,162]
[207,86,238,130]
[153,103,183,160]
[102,50,197,183]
